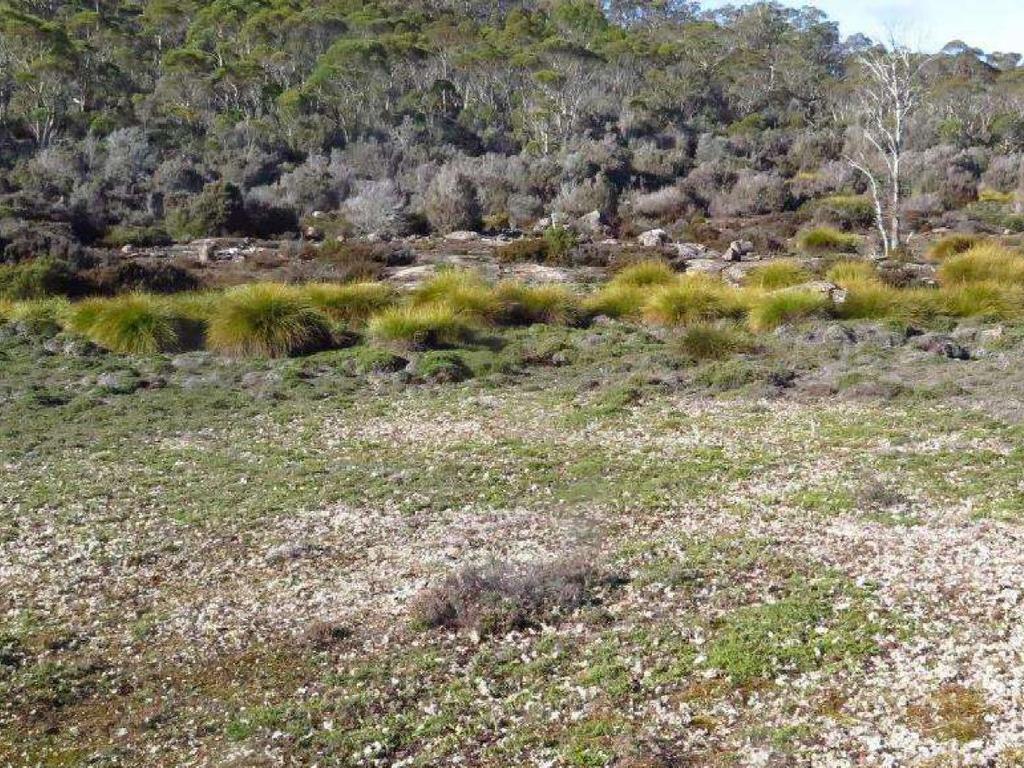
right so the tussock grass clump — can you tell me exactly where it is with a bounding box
[675,323,754,361]
[745,260,811,291]
[207,283,331,358]
[938,281,1024,320]
[76,294,188,355]
[367,303,476,350]
[583,284,648,320]
[798,226,860,254]
[303,281,396,324]
[644,274,746,326]
[4,297,70,333]
[937,244,1024,287]
[748,288,831,331]
[0,258,82,300]
[927,234,980,262]
[0,298,12,321]
[836,281,899,320]
[609,259,677,289]
[412,269,501,322]
[826,260,879,286]
[495,282,580,325]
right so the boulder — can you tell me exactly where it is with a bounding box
[686,259,728,276]
[912,333,971,360]
[672,242,713,260]
[444,230,480,242]
[638,229,669,247]
[722,239,754,262]
[575,210,603,235]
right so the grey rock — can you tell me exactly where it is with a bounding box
[265,542,314,564]
[723,240,754,262]
[638,229,669,247]
[912,334,971,360]
[96,370,141,394]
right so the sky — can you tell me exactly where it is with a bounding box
[702,1,1024,54]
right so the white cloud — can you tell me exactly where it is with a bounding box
[703,1,1023,54]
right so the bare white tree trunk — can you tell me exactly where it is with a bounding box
[845,46,927,257]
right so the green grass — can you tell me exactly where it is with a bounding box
[798,226,860,254]
[938,244,1024,287]
[644,275,746,326]
[582,284,648,319]
[72,294,191,354]
[207,283,332,358]
[412,269,502,322]
[0,258,81,300]
[744,260,811,291]
[927,234,981,262]
[495,282,580,325]
[367,303,477,350]
[825,260,879,286]
[674,322,754,361]
[706,576,880,684]
[835,280,899,320]
[747,288,831,331]
[302,281,396,323]
[609,259,677,289]
[5,297,71,333]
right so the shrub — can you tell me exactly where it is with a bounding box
[610,260,677,289]
[675,323,754,361]
[412,269,501,322]
[75,294,192,355]
[92,261,199,295]
[543,226,578,262]
[583,284,647,320]
[748,289,831,331]
[167,181,247,240]
[928,234,981,262]
[303,282,396,324]
[422,167,481,234]
[938,244,1024,286]
[367,303,476,350]
[497,238,550,264]
[101,225,173,248]
[644,275,746,326]
[812,195,875,229]
[207,284,332,358]
[710,171,790,217]
[0,258,83,300]
[495,282,580,325]
[341,180,408,237]
[825,260,879,286]
[410,557,609,636]
[415,351,473,383]
[745,260,811,291]
[798,227,860,254]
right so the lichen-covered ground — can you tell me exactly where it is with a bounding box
[3,317,1024,767]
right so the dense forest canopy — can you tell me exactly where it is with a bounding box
[2,0,1024,252]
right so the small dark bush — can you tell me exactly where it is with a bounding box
[411,557,614,636]
[92,261,199,295]
[167,181,248,240]
[497,238,550,264]
[0,258,85,300]
[415,350,473,383]
[101,226,173,248]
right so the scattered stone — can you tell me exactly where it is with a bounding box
[913,333,971,360]
[795,280,848,305]
[265,542,314,564]
[638,229,669,247]
[686,259,728,276]
[170,352,212,371]
[444,231,480,242]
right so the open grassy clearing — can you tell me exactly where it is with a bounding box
[4,306,1024,766]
